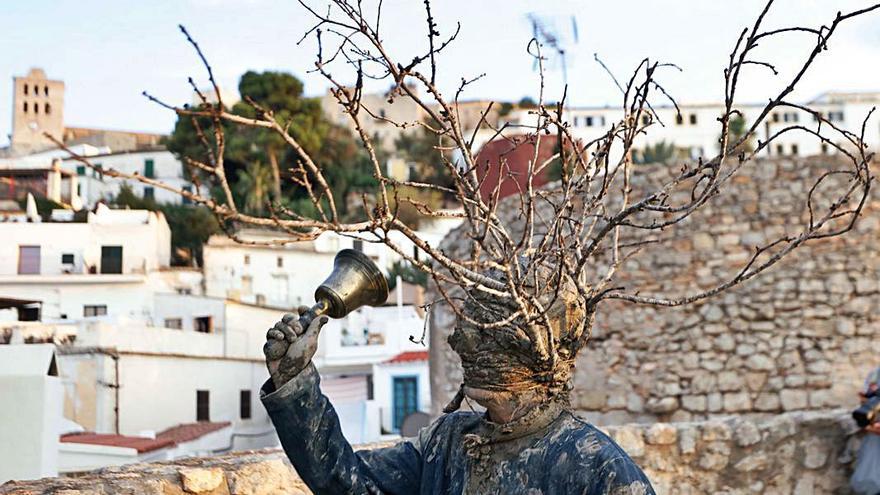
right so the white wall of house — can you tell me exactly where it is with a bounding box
[57,442,165,473]
[0,345,62,484]
[0,206,170,277]
[61,149,192,206]
[372,360,430,434]
[495,92,880,162]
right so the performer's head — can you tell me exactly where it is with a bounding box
[446,258,591,420]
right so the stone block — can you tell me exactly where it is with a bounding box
[179,468,227,495]
[723,392,752,412]
[612,426,645,458]
[734,420,762,447]
[681,394,707,412]
[779,389,808,411]
[718,371,744,391]
[645,423,677,445]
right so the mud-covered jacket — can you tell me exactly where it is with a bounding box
[261,363,655,495]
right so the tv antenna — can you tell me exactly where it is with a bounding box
[527,13,579,86]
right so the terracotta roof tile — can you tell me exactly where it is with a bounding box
[60,433,175,453]
[385,350,429,364]
[60,421,231,453]
[157,422,231,444]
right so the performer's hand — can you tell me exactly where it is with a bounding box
[263,306,329,387]
[865,422,880,435]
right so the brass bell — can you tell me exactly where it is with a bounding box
[265,249,389,359]
[313,248,390,318]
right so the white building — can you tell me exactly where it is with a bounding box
[0,145,193,208]
[60,149,193,207]
[491,91,880,161]
[203,222,460,310]
[0,344,62,484]
[0,204,196,323]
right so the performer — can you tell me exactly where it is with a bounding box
[261,264,654,494]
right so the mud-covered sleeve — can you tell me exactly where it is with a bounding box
[591,447,655,495]
[261,363,422,495]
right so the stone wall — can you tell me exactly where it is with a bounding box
[0,411,864,495]
[430,156,880,424]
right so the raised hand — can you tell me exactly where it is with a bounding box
[264,306,329,387]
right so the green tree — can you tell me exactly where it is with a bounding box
[387,259,429,289]
[635,140,677,164]
[724,115,755,155]
[518,96,538,109]
[167,71,380,220]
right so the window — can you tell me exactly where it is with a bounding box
[23,101,28,113]
[353,240,364,252]
[689,114,697,125]
[675,114,683,125]
[772,113,780,123]
[241,275,253,293]
[44,86,48,97]
[783,112,799,123]
[413,245,420,262]
[600,116,606,126]
[76,165,86,176]
[392,377,418,431]
[34,104,38,115]
[243,254,250,265]
[791,144,799,156]
[776,144,784,155]
[821,143,829,154]
[828,111,845,122]
[61,253,75,264]
[572,116,580,127]
[585,116,594,127]
[240,390,252,419]
[143,187,154,200]
[100,246,123,274]
[271,275,289,303]
[196,390,210,421]
[164,318,183,330]
[182,185,192,205]
[144,159,155,178]
[276,256,283,268]
[45,103,50,115]
[194,316,213,333]
[366,374,374,400]
[84,305,108,317]
[34,85,39,95]
[18,246,41,274]
[255,294,266,306]
[23,85,28,96]
[641,115,650,125]
[379,109,387,118]
[93,163,104,180]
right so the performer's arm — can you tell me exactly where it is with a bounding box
[260,310,424,495]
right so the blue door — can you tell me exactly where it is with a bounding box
[392,377,418,432]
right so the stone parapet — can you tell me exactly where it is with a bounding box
[0,411,864,495]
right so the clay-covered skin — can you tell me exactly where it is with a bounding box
[260,364,655,495]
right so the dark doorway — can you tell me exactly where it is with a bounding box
[100,246,123,274]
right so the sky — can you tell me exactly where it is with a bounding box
[2,0,879,147]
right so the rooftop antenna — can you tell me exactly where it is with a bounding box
[527,13,579,87]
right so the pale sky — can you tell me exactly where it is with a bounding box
[2,0,879,147]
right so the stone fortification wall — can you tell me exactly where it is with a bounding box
[430,157,880,424]
[0,411,864,495]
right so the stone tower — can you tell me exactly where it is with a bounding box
[11,68,64,153]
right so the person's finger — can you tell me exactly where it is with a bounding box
[305,315,329,336]
[274,320,298,341]
[281,313,297,324]
[301,315,328,350]
[296,305,310,315]
[266,329,285,341]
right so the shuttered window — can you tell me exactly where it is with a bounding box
[18,246,40,274]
